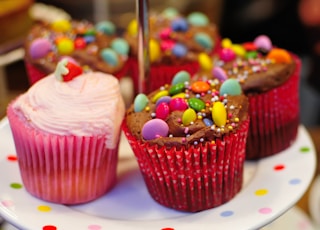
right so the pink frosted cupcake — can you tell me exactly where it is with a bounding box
[123,71,249,212]
[124,8,221,94]
[7,58,125,204]
[194,35,301,160]
[24,19,129,85]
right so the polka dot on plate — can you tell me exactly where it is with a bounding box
[161,228,175,230]
[289,178,301,185]
[255,189,268,196]
[273,164,285,171]
[42,225,57,230]
[10,183,23,189]
[88,225,102,230]
[1,200,14,208]
[38,205,52,212]
[6,155,17,161]
[220,210,234,217]
[259,207,272,214]
[300,146,310,153]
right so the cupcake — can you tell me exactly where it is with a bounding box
[123,71,249,212]
[194,35,301,160]
[7,58,125,204]
[124,8,221,94]
[24,19,129,85]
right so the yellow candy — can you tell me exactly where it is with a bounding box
[172,92,186,99]
[212,101,227,127]
[57,38,74,55]
[182,108,197,126]
[231,44,246,57]
[198,53,212,71]
[151,90,169,103]
[51,19,71,32]
[149,39,161,63]
[127,19,138,36]
[221,38,232,48]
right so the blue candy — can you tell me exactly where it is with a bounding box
[172,44,187,57]
[111,38,129,55]
[203,118,213,127]
[171,18,189,32]
[95,21,116,35]
[194,33,213,50]
[100,48,119,66]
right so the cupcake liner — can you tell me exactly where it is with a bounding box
[122,119,249,212]
[246,55,301,160]
[7,104,120,204]
[24,62,47,86]
[128,58,200,95]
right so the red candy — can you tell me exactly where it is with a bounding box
[63,61,83,81]
[243,42,257,51]
[74,37,86,49]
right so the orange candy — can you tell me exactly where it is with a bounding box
[191,81,210,93]
[266,48,291,63]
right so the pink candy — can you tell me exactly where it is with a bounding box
[156,102,170,120]
[169,98,188,111]
[160,40,175,51]
[219,48,236,62]
[159,27,172,39]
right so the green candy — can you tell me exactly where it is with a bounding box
[219,79,242,96]
[134,93,149,112]
[246,51,258,59]
[111,38,129,55]
[84,29,96,36]
[100,48,119,66]
[162,7,179,19]
[96,21,116,35]
[188,98,205,111]
[171,71,191,85]
[169,82,185,95]
[187,12,209,26]
[195,33,213,50]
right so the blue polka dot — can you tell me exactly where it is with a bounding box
[289,178,301,185]
[220,210,234,217]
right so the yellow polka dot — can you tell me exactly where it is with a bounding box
[255,189,268,196]
[37,205,52,212]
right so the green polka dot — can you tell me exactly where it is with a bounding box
[300,146,310,153]
[10,183,23,189]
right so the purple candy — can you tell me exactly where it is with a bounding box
[212,66,227,82]
[155,96,172,107]
[254,35,272,51]
[142,119,169,140]
[29,38,52,59]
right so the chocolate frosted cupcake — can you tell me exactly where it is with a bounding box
[124,8,221,94]
[195,35,301,160]
[24,19,129,85]
[123,70,249,212]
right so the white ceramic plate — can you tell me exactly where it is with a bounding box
[0,117,316,230]
[309,175,320,229]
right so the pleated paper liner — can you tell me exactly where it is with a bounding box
[246,54,301,160]
[7,103,120,204]
[122,119,249,212]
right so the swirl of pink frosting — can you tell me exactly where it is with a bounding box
[13,72,125,149]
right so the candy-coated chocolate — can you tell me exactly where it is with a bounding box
[219,48,236,62]
[266,48,291,63]
[203,118,213,127]
[111,38,129,55]
[149,39,161,62]
[159,27,172,39]
[156,102,170,120]
[182,108,197,125]
[169,82,185,95]
[221,38,232,48]
[152,90,169,103]
[254,35,272,51]
[29,38,52,59]
[51,19,71,32]
[155,96,172,107]
[198,52,213,71]
[171,71,191,85]
[169,98,188,111]
[172,92,186,99]
[171,18,189,32]
[74,37,86,49]
[172,43,187,57]
[57,38,74,55]
[191,81,210,93]
[212,66,227,82]
[231,44,246,56]
[142,119,169,140]
[188,98,205,111]
[134,93,149,112]
[195,33,213,50]
[95,21,116,35]
[127,19,138,36]
[100,48,119,66]
[84,35,95,44]
[162,7,179,19]
[187,12,209,26]
[220,79,242,96]
[212,101,227,127]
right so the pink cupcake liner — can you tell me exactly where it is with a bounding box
[122,119,249,212]
[246,55,301,160]
[7,104,120,204]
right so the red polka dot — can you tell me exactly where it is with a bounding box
[273,164,285,171]
[162,228,175,230]
[43,225,57,230]
[7,155,17,161]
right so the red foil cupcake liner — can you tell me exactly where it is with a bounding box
[246,55,301,160]
[7,104,120,204]
[128,58,200,95]
[122,119,249,212]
